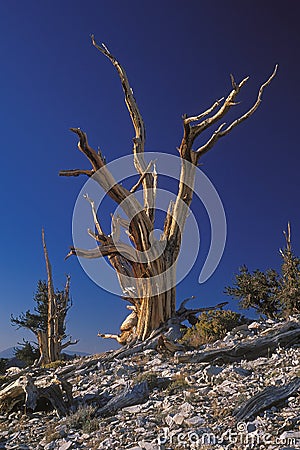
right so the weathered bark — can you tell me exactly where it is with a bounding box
[42,229,57,363]
[0,375,72,417]
[60,37,277,343]
[234,377,300,421]
[96,381,149,417]
[175,322,300,364]
[36,330,48,366]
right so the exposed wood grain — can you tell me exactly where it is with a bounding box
[234,377,300,421]
[96,381,149,417]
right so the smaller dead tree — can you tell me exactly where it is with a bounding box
[11,230,78,365]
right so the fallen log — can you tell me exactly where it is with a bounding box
[0,375,72,417]
[175,323,300,364]
[96,381,149,417]
[234,377,300,421]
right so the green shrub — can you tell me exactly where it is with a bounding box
[14,341,40,367]
[225,265,282,319]
[180,309,246,348]
[165,374,189,395]
[0,375,7,386]
[225,224,300,319]
[135,371,159,390]
[43,360,66,370]
[64,405,99,433]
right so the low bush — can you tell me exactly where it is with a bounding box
[64,405,99,433]
[43,360,66,370]
[180,309,246,348]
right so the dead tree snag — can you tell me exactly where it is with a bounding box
[60,36,277,345]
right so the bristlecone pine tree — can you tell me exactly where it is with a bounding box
[60,36,277,345]
[226,223,300,319]
[14,340,40,366]
[11,230,78,365]
[278,223,300,317]
[225,265,281,319]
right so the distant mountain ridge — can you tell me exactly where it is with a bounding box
[0,347,90,359]
[0,347,15,359]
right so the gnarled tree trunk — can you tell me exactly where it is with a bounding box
[60,37,277,345]
[39,231,78,365]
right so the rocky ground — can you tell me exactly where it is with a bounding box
[0,318,300,450]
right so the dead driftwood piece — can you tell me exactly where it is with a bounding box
[234,377,300,421]
[175,322,300,364]
[96,381,149,417]
[0,375,72,417]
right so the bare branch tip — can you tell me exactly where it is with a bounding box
[65,248,75,261]
[238,76,250,88]
[230,74,237,89]
[70,127,81,136]
[271,64,279,78]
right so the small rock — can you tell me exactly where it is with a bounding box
[217,380,237,394]
[232,366,252,377]
[127,447,143,450]
[179,402,194,416]
[58,441,72,450]
[123,405,143,413]
[138,440,160,449]
[184,415,205,427]
[44,443,56,450]
[5,367,21,376]
[231,324,249,333]
[165,415,174,427]
[143,349,156,355]
[173,413,185,425]
[204,365,224,379]
[280,431,300,439]
[0,431,9,438]
[81,433,90,440]
[55,425,68,438]
[248,321,261,330]
[147,358,162,367]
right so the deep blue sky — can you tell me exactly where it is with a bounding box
[0,1,299,354]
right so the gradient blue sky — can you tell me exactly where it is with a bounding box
[1,1,299,354]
